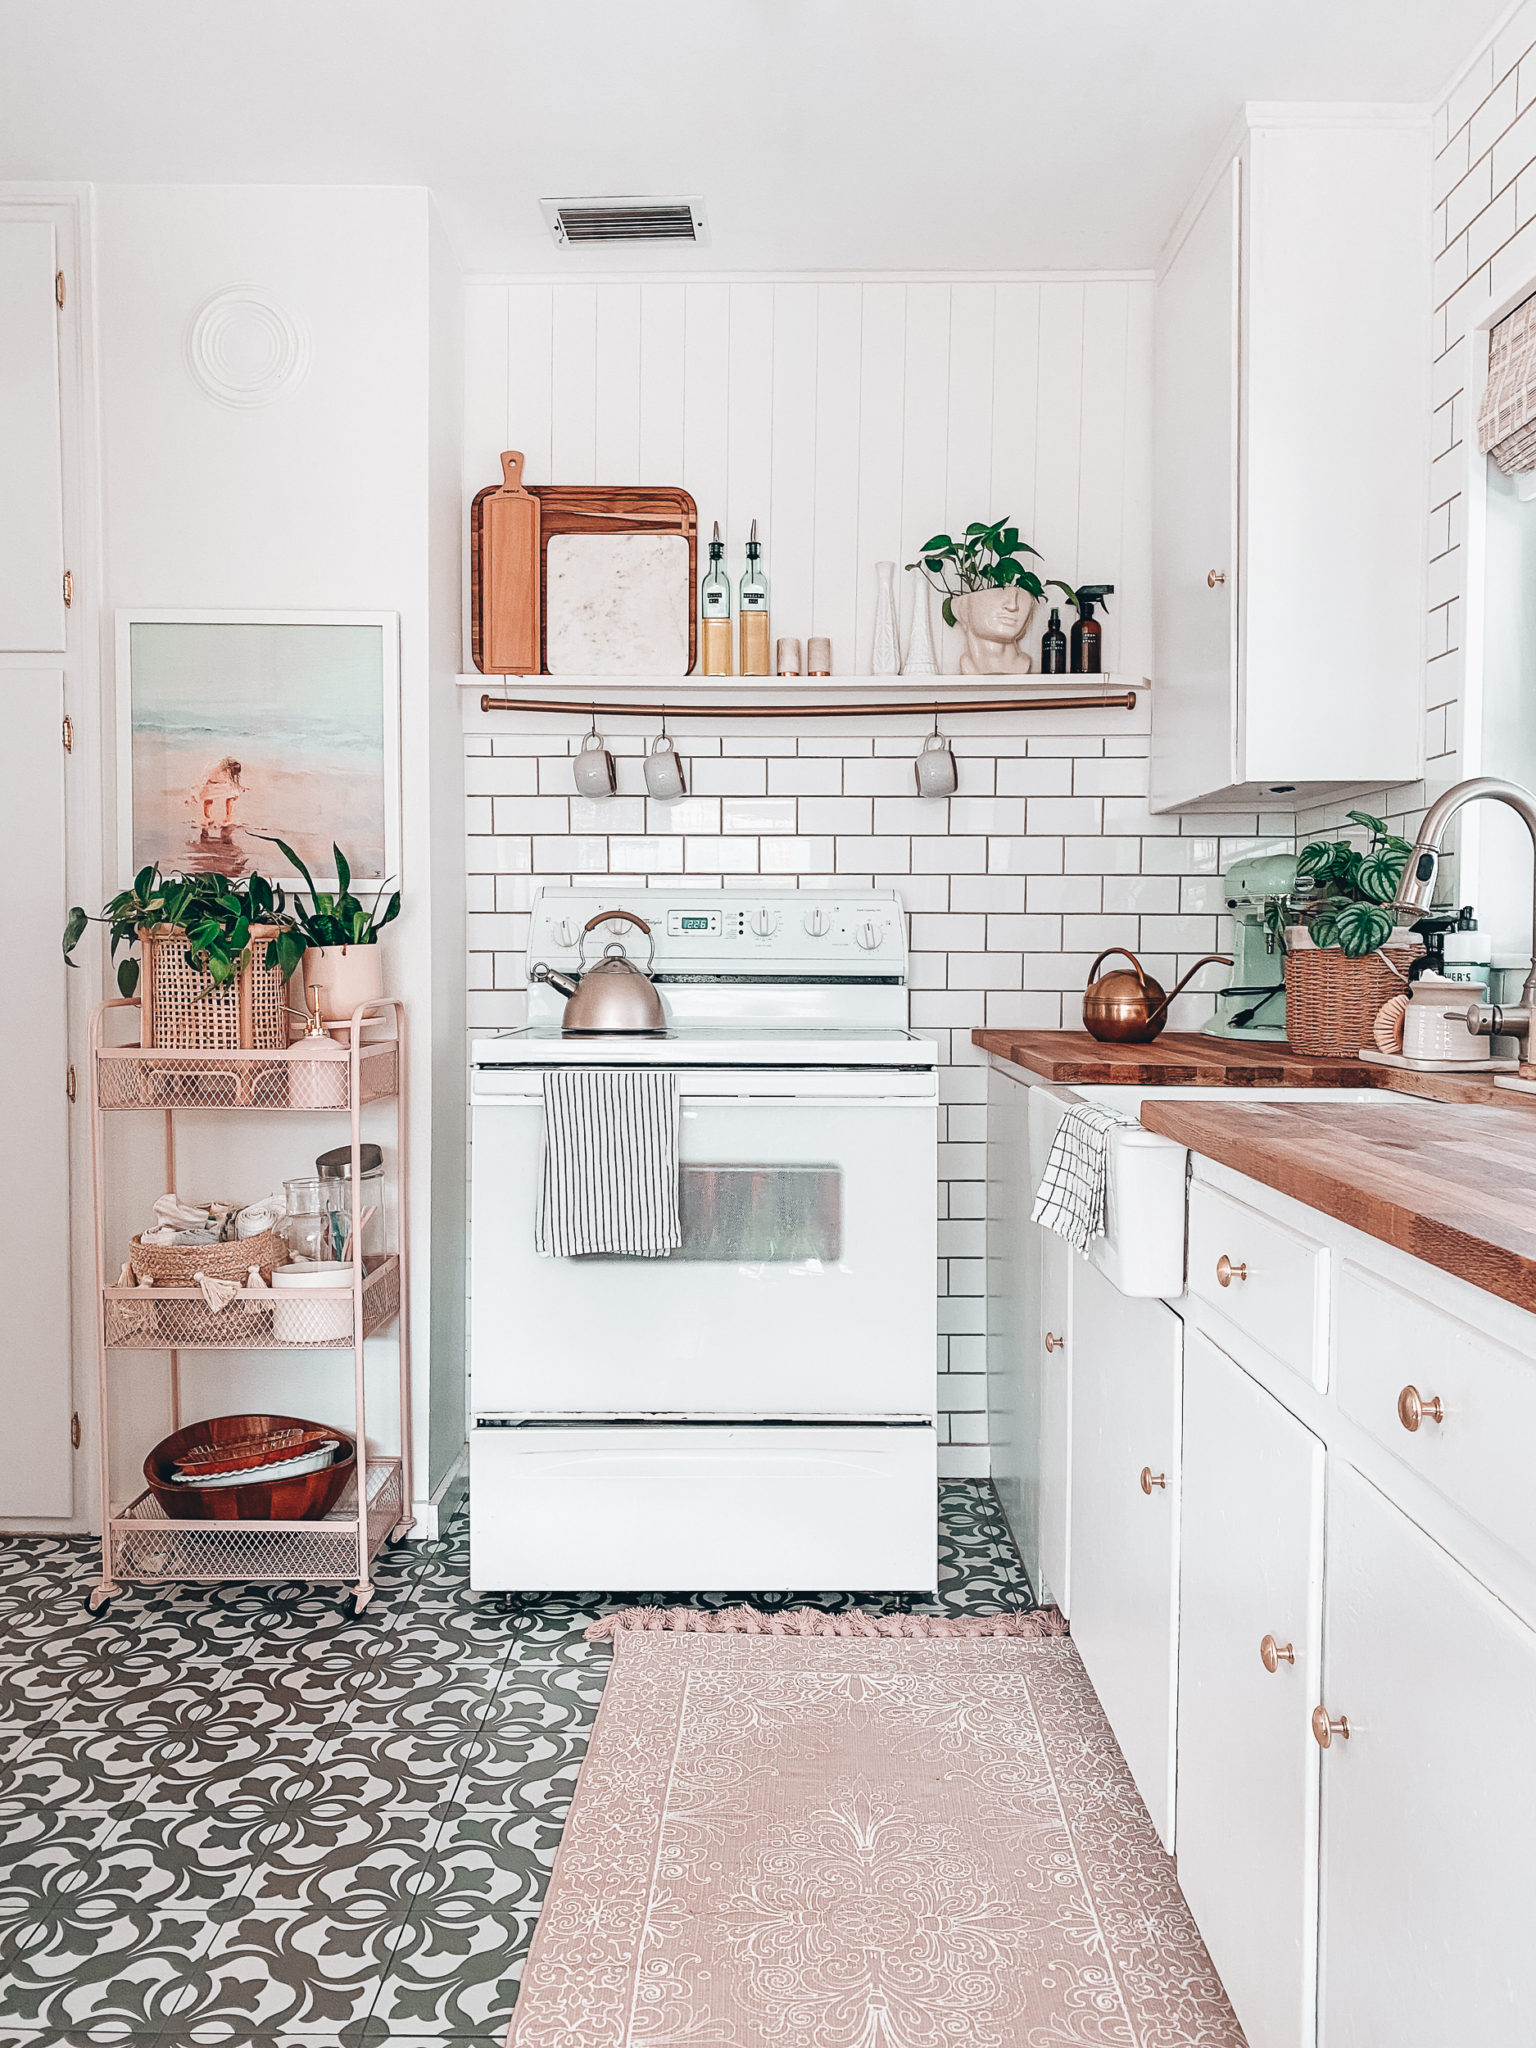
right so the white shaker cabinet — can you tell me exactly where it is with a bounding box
[1068,1260,1182,1848]
[0,220,67,651]
[1177,1331,1324,2048]
[1151,109,1429,812]
[1317,1463,1536,2048]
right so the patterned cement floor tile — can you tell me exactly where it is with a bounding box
[0,1482,1032,2045]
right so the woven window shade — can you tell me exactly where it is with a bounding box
[1478,295,1536,473]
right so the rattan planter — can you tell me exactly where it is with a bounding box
[1284,931,1416,1058]
[138,923,288,1052]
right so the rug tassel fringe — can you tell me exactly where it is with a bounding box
[586,1605,1069,1642]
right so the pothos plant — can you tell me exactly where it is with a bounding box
[62,868,298,997]
[257,837,400,985]
[907,518,1075,628]
[1261,812,1414,958]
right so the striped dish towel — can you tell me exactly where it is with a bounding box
[535,1068,682,1258]
[1031,1100,1138,1254]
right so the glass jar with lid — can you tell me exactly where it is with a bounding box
[315,1143,384,1263]
[279,1176,333,1263]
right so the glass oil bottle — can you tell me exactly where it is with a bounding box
[739,519,770,676]
[700,521,732,675]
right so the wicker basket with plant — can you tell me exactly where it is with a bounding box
[1265,812,1418,1057]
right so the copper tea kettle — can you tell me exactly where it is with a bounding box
[531,910,667,1036]
[1081,946,1231,1044]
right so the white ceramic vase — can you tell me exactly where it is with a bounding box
[870,561,901,675]
[902,574,937,676]
[302,943,384,1025]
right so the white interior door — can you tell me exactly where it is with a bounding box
[0,221,66,652]
[1068,1261,1182,1846]
[1318,1464,1536,2048]
[1177,1330,1324,2048]
[0,671,73,1516]
[1151,156,1240,807]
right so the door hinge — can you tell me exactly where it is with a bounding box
[62,569,73,608]
[61,713,74,753]
[56,270,65,309]
[70,1412,82,1450]
[66,1064,76,1101]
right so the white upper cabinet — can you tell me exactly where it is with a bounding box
[0,220,67,652]
[1151,110,1430,811]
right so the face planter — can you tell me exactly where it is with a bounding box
[951,586,1039,675]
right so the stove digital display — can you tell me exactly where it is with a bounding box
[665,909,722,937]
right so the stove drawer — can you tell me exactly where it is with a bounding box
[469,1423,938,1592]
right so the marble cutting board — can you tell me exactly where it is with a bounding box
[544,532,691,675]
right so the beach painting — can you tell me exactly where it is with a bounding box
[118,613,399,885]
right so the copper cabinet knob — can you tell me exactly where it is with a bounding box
[1397,1384,1444,1432]
[1208,569,1227,587]
[1216,1254,1248,1287]
[1312,1705,1350,1749]
[1045,1331,1064,1353]
[1139,1466,1167,1494]
[1260,1634,1295,1673]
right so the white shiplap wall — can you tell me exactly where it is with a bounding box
[464,277,1153,678]
[462,273,1268,1477]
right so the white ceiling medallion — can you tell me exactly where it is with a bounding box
[185,285,311,409]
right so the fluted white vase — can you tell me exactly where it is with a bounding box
[870,561,901,675]
[902,573,937,676]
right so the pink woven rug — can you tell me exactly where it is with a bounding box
[508,1622,1245,2047]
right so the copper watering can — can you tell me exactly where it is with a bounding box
[1081,946,1232,1044]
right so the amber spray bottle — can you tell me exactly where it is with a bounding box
[739,520,770,676]
[700,521,732,675]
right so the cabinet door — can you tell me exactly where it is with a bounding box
[0,221,67,651]
[1069,1261,1181,1846]
[985,1068,1031,1574]
[0,672,73,1516]
[1037,1226,1072,1615]
[1151,157,1240,809]
[1177,1331,1324,2048]
[1318,1465,1536,2048]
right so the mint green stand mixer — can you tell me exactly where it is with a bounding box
[1201,853,1300,1041]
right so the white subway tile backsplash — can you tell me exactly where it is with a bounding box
[689,756,768,796]
[800,796,876,835]
[571,796,645,833]
[493,795,569,834]
[723,797,797,835]
[1102,873,1179,914]
[1027,796,1102,835]
[911,912,986,951]
[648,797,722,835]
[609,836,683,872]
[768,758,846,796]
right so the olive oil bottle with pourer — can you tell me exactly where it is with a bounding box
[739,519,770,676]
[700,520,732,676]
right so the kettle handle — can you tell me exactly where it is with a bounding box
[1145,953,1234,1021]
[576,909,656,975]
[1086,946,1149,988]
[583,909,651,936]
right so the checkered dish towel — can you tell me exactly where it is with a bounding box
[1031,1100,1138,1254]
[535,1068,682,1258]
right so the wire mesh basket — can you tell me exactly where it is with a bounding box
[96,1039,399,1110]
[103,1253,400,1350]
[138,924,289,1052]
[108,1455,405,1585]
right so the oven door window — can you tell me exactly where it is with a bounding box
[672,1164,840,1263]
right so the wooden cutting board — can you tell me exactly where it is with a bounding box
[471,469,697,675]
[472,452,541,674]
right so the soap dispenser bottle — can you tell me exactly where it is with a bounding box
[1040,608,1068,675]
[1442,906,1492,993]
[738,519,770,676]
[700,521,732,676]
[1069,585,1114,674]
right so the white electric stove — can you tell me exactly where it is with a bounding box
[468,887,938,1593]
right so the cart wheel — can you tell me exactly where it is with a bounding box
[389,1520,412,1543]
[86,1587,114,1616]
[350,1587,375,1617]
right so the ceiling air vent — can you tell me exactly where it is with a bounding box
[540,196,707,247]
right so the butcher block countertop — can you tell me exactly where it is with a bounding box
[972,1029,1381,1087]
[1140,1096,1536,1316]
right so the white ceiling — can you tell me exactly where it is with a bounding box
[0,0,1505,273]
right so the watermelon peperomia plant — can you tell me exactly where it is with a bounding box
[1262,811,1414,958]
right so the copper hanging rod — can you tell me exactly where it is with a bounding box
[479,689,1139,719]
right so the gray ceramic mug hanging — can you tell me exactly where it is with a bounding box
[914,731,957,798]
[573,728,617,798]
[644,732,687,801]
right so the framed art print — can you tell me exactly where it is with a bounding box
[116,611,401,886]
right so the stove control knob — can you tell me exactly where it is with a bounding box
[803,907,831,938]
[554,918,579,949]
[749,907,780,938]
[854,919,884,951]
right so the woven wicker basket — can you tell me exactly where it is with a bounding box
[1284,935,1416,1058]
[127,1229,288,1286]
[138,924,289,1053]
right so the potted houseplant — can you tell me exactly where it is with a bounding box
[1266,812,1417,1057]
[63,867,300,1051]
[260,838,400,1025]
[907,519,1074,675]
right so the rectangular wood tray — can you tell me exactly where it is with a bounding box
[471,481,698,675]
